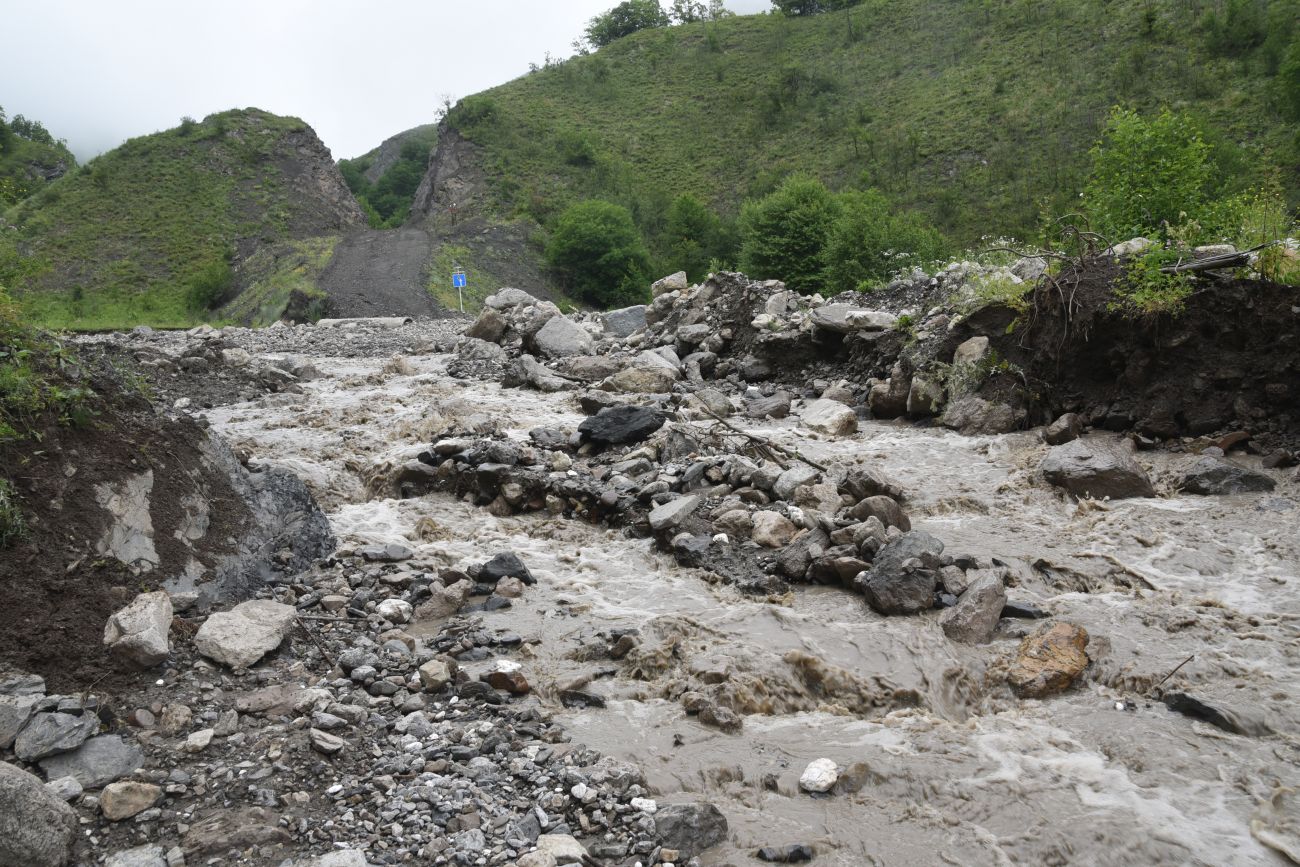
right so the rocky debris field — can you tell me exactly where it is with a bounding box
[4,257,1299,866]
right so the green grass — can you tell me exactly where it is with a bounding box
[446,0,1298,246]
[2,108,353,330]
[221,235,340,325]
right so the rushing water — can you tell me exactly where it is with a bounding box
[206,344,1300,866]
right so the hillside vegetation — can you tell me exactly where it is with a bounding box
[339,124,438,228]
[443,0,1299,249]
[1,108,362,329]
[0,106,76,206]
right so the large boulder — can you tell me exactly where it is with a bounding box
[103,591,172,669]
[503,355,573,392]
[463,307,507,343]
[1177,456,1276,495]
[578,406,665,446]
[1008,621,1090,698]
[939,571,1006,644]
[940,396,1022,435]
[194,600,296,669]
[531,316,595,359]
[602,305,647,338]
[0,761,78,867]
[854,531,944,615]
[655,802,729,859]
[906,376,945,418]
[800,399,858,436]
[1043,412,1083,445]
[1040,439,1154,499]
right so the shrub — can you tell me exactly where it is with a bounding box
[663,193,734,282]
[739,174,840,294]
[1082,107,1215,239]
[1112,246,1194,317]
[546,200,652,307]
[823,189,947,292]
[187,257,235,310]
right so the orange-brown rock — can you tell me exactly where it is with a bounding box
[1009,622,1090,698]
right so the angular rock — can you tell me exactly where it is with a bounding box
[939,571,1006,644]
[103,591,172,669]
[799,758,838,793]
[745,393,792,419]
[1040,439,1154,500]
[600,365,677,394]
[1177,456,1276,495]
[0,761,78,867]
[800,399,858,436]
[578,406,665,446]
[0,694,38,749]
[751,511,797,548]
[309,728,346,755]
[356,542,413,562]
[105,845,167,867]
[1008,621,1090,698]
[655,802,729,859]
[649,495,703,532]
[690,387,733,417]
[480,551,535,585]
[45,776,83,802]
[418,659,452,692]
[504,354,573,392]
[602,305,647,338]
[376,599,413,624]
[39,735,144,789]
[194,600,297,669]
[854,530,944,616]
[532,316,595,359]
[464,307,507,343]
[906,376,945,418]
[773,465,820,501]
[849,495,910,532]
[1044,412,1083,446]
[100,780,161,821]
[14,712,98,762]
[652,271,689,297]
[953,335,990,365]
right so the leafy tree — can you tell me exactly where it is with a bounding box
[547,200,652,306]
[738,174,840,293]
[585,0,670,49]
[1082,107,1216,239]
[670,0,708,22]
[663,192,734,281]
[772,0,861,15]
[823,189,946,292]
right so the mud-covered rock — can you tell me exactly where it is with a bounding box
[655,802,729,859]
[1040,439,1154,499]
[854,531,944,615]
[1177,456,1276,495]
[939,570,1006,643]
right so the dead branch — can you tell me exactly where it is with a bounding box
[696,406,830,472]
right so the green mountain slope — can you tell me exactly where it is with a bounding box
[1,108,363,329]
[0,106,76,205]
[339,124,438,227]
[437,0,1299,245]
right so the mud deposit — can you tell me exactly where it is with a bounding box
[202,328,1300,867]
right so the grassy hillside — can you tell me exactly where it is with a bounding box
[443,0,1299,246]
[1,108,362,330]
[0,107,76,206]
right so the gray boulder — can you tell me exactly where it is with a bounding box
[854,531,944,615]
[655,802,728,859]
[940,396,1022,435]
[773,465,820,500]
[39,735,143,789]
[0,694,38,749]
[649,495,703,533]
[1040,439,1154,499]
[464,307,507,343]
[939,571,1006,643]
[13,712,98,762]
[503,355,573,392]
[103,591,172,669]
[531,316,595,359]
[1177,457,1276,495]
[602,305,647,338]
[0,760,78,867]
[1044,412,1083,445]
[800,399,858,436]
[194,600,297,669]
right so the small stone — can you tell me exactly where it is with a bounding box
[655,802,729,859]
[485,669,531,695]
[649,494,703,532]
[100,781,161,821]
[309,728,346,755]
[751,511,796,548]
[418,659,452,692]
[103,591,173,669]
[45,775,83,802]
[184,729,214,753]
[799,758,838,793]
[495,576,525,598]
[939,571,1007,644]
[356,542,414,562]
[699,704,742,733]
[376,599,413,623]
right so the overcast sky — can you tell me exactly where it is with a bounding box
[2,0,772,163]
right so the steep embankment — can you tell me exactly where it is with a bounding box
[422,0,1297,246]
[0,106,76,205]
[1,108,364,329]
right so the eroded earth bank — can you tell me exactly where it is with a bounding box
[2,261,1299,867]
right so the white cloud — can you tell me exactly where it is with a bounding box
[1,0,771,162]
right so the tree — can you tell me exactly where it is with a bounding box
[585,0,669,49]
[772,0,861,15]
[738,174,840,294]
[670,0,708,22]
[823,190,947,292]
[547,200,652,306]
[1082,107,1216,238]
[663,192,734,281]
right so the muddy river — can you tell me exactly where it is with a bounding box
[205,344,1300,866]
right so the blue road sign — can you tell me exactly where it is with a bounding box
[452,272,467,289]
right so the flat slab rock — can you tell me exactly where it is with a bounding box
[39,734,144,789]
[194,600,297,669]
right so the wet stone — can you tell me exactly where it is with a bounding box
[1009,621,1090,698]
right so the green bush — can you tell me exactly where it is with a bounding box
[187,258,235,310]
[546,200,651,307]
[823,189,946,292]
[1082,107,1216,239]
[739,174,840,294]
[585,0,669,49]
[662,193,735,282]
